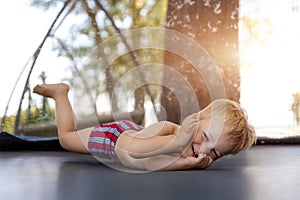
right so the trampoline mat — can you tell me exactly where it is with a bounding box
[0,145,300,200]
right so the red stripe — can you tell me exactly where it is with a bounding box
[102,123,125,133]
[122,120,135,129]
[90,130,118,143]
[123,120,143,131]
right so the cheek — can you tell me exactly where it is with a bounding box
[218,140,232,154]
[193,133,203,144]
[198,144,211,154]
[193,133,212,154]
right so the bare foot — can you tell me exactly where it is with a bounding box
[33,83,69,99]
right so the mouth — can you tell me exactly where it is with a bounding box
[192,145,198,158]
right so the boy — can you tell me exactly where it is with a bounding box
[33,83,256,171]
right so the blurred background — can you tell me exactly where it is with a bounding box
[1,0,300,139]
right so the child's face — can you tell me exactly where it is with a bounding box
[186,116,232,160]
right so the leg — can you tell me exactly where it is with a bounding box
[33,83,91,154]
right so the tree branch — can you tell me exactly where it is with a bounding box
[94,0,158,117]
[13,0,73,134]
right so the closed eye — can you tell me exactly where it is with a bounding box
[203,131,209,141]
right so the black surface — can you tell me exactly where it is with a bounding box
[0,131,64,151]
[1,145,300,200]
[256,135,300,144]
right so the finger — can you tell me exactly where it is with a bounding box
[186,155,211,168]
[187,117,198,126]
[194,155,213,169]
[183,122,198,133]
[190,121,199,133]
[186,113,198,121]
[197,153,207,159]
[196,156,213,168]
[192,113,199,119]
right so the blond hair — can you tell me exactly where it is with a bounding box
[200,99,257,155]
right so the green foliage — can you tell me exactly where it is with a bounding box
[29,0,62,11]
[1,115,15,134]
[22,106,55,125]
[1,105,55,134]
[29,0,168,115]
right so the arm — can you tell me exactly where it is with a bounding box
[126,121,182,158]
[129,121,179,138]
[126,114,199,159]
[142,154,213,171]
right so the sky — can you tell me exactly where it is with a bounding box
[1,0,300,132]
[239,0,300,128]
[0,1,67,118]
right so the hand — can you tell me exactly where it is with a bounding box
[144,154,213,171]
[181,112,199,133]
[184,154,213,169]
[176,113,199,152]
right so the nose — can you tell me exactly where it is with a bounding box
[193,144,201,154]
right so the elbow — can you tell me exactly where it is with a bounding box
[59,137,73,152]
[127,143,145,159]
[58,135,76,152]
[128,152,141,159]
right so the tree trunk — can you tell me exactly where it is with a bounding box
[161,0,240,124]
[132,0,145,117]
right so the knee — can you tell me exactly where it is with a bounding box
[58,135,72,151]
[58,133,88,153]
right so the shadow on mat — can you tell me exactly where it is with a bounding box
[55,157,251,200]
